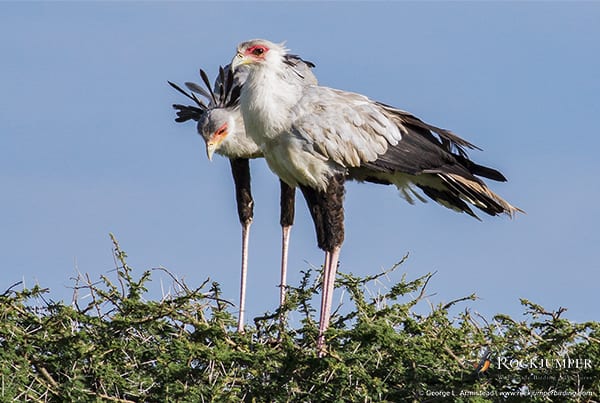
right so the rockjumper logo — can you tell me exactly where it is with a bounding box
[496,357,592,370]
[474,349,492,375]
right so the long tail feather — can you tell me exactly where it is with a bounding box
[438,173,523,217]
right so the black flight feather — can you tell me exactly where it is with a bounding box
[362,119,513,217]
[418,185,479,219]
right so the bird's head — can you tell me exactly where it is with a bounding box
[198,108,236,161]
[231,39,287,71]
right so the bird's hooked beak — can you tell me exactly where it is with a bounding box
[206,142,217,161]
[231,52,248,71]
[205,122,228,161]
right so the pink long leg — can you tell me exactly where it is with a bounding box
[237,221,251,333]
[317,245,341,354]
[279,225,292,306]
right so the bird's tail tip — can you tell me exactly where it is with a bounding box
[441,173,523,219]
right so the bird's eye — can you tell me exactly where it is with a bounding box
[215,123,228,137]
[252,47,265,56]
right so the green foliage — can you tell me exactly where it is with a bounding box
[1,235,598,402]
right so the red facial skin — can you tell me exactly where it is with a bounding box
[244,44,269,61]
[210,122,228,144]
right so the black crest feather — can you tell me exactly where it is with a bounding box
[169,66,243,123]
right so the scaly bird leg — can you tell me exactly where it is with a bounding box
[319,251,331,325]
[278,181,295,309]
[299,174,345,354]
[237,220,251,333]
[229,158,253,333]
[317,246,341,355]
[280,225,292,306]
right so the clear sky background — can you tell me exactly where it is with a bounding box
[2,2,599,325]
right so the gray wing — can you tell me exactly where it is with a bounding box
[289,85,520,217]
[290,86,403,167]
[283,54,318,85]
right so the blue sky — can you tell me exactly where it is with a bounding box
[1,2,599,325]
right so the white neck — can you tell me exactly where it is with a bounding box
[240,59,303,145]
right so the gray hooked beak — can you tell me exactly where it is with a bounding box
[206,142,216,161]
[231,52,246,72]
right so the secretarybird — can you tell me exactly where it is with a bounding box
[231,38,521,352]
[169,57,317,331]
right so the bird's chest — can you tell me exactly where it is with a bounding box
[240,72,301,143]
[262,136,342,191]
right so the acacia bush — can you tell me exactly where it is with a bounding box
[1,235,598,402]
